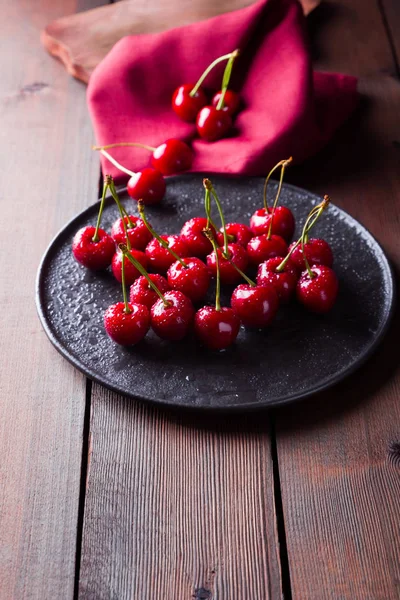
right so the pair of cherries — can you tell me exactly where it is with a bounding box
[94,137,194,206]
[172,49,240,142]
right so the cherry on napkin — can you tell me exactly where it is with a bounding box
[87,0,358,183]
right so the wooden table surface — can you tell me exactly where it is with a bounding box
[1,0,400,598]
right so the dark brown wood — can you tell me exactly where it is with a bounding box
[79,391,282,599]
[381,0,400,71]
[41,0,320,84]
[276,0,400,597]
[0,0,104,597]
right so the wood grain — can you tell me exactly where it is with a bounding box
[276,0,400,597]
[79,391,282,599]
[41,0,320,84]
[0,0,104,598]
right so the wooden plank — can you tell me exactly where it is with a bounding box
[276,0,400,597]
[380,0,400,73]
[79,390,282,599]
[0,1,104,598]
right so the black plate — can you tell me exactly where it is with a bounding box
[36,175,395,411]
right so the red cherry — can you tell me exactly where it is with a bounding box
[72,226,115,270]
[256,257,298,303]
[211,90,240,116]
[207,243,248,285]
[151,139,193,175]
[288,238,333,272]
[104,302,150,346]
[249,207,295,241]
[129,274,170,309]
[247,234,288,266]
[231,283,279,328]
[196,106,232,142]
[111,249,148,285]
[167,257,210,303]
[296,265,339,313]
[194,306,240,350]
[172,84,208,122]
[216,222,253,248]
[150,290,194,340]
[127,168,166,205]
[111,215,153,251]
[180,217,216,258]
[145,235,189,273]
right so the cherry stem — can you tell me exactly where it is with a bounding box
[276,195,330,274]
[266,157,293,239]
[137,201,188,268]
[204,187,218,231]
[120,205,136,229]
[92,178,109,242]
[203,178,229,258]
[263,157,293,211]
[231,262,256,286]
[93,142,156,153]
[216,50,239,110]
[120,252,131,314]
[204,229,222,312]
[119,243,171,307]
[190,49,240,97]
[107,176,132,251]
[98,149,136,178]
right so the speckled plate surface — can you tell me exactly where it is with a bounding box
[36,175,395,411]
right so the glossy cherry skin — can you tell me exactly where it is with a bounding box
[247,234,288,266]
[296,266,339,313]
[104,302,150,346]
[72,226,115,270]
[111,215,153,251]
[216,222,253,248]
[111,249,148,286]
[249,207,295,241]
[145,235,190,273]
[196,106,232,142]
[167,257,210,303]
[150,290,194,341]
[194,306,240,350]
[129,274,170,309]
[231,283,279,328]
[256,257,298,303]
[180,217,216,258]
[151,139,193,175]
[207,243,248,285]
[172,83,208,122]
[211,90,240,116]
[288,238,333,272]
[127,168,166,205]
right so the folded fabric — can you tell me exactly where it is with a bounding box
[87,0,358,183]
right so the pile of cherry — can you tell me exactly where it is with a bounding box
[71,158,339,351]
[92,49,242,206]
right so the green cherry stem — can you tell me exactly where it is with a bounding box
[216,49,240,110]
[119,244,171,307]
[190,49,240,97]
[276,195,330,273]
[266,157,293,239]
[263,157,293,211]
[97,148,136,178]
[119,204,136,229]
[92,178,109,242]
[106,176,132,251]
[94,142,156,153]
[204,229,222,312]
[137,201,188,268]
[203,178,229,258]
[231,262,256,286]
[120,252,131,314]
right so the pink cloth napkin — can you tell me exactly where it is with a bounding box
[87,0,358,183]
